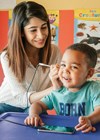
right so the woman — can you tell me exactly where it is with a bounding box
[0,1,62,114]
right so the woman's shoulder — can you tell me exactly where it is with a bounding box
[51,44,62,56]
[0,50,8,62]
[51,44,60,51]
[49,44,62,64]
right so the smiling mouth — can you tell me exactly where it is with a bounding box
[37,40,44,43]
[63,77,71,81]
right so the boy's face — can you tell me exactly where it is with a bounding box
[58,49,94,92]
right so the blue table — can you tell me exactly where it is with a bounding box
[0,112,100,140]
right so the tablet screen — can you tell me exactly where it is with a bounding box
[38,124,75,134]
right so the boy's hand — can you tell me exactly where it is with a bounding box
[24,114,44,127]
[49,64,62,90]
[75,116,96,133]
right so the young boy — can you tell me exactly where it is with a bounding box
[24,43,100,133]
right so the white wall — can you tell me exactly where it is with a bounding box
[0,0,16,9]
[0,0,100,10]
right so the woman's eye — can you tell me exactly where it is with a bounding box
[41,26,47,30]
[30,29,37,32]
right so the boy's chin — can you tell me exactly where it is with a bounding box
[63,83,69,88]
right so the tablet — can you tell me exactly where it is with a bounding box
[38,124,75,134]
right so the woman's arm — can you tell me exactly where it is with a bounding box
[0,52,26,95]
[29,86,53,104]
[1,52,53,107]
[0,52,29,107]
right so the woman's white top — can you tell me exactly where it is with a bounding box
[0,44,62,108]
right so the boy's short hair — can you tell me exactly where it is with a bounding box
[66,43,97,68]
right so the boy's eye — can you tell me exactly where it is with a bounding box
[71,65,78,69]
[60,64,66,67]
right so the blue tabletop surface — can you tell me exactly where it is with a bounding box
[0,112,100,140]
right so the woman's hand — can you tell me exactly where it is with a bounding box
[75,116,96,133]
[24,114,44,127]
[49,64,63,90]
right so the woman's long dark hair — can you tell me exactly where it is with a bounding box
[3,1,51,82]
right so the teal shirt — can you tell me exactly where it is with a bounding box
[41,81,100,116]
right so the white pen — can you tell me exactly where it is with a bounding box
[38,63,50,68]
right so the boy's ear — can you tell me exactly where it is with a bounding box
[87,68,95,79]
